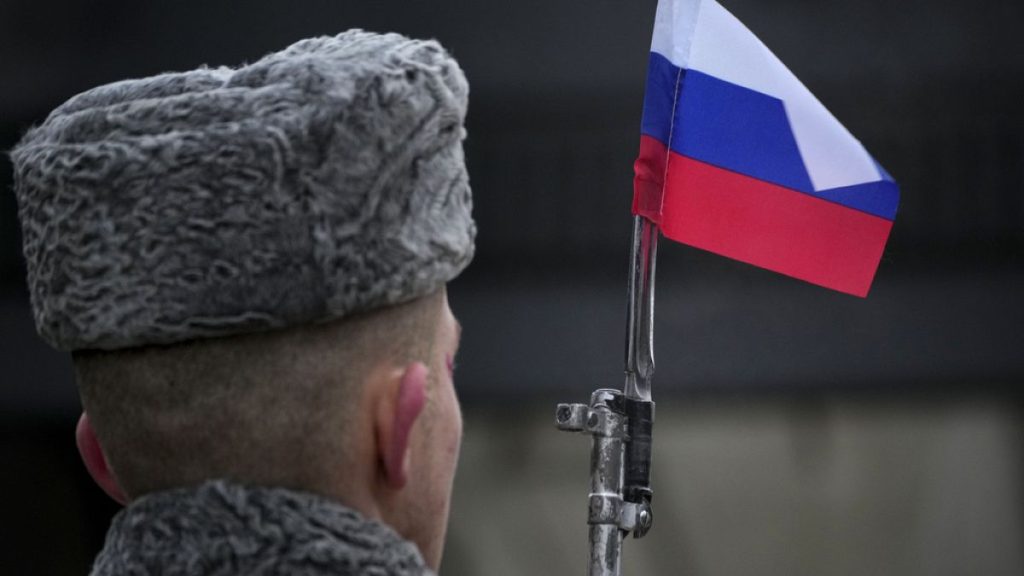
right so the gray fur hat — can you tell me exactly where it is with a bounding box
[11,30,475,351]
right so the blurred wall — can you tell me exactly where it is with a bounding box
[448,398,1022,576]
[1,0,1021,574]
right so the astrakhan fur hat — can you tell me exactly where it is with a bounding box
[11,30,475,351]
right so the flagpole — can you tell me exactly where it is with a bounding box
[556,215,658,576]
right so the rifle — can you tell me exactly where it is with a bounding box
[557,215,659,576]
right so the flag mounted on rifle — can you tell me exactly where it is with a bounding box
[634,0,899,297]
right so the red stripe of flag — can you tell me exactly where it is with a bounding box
[659,152,893,297]
[633,134,669,221]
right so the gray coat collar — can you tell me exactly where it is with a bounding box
[91,480,434,576]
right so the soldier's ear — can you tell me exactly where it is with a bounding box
[75,412,127,505]
[375,362,427,490]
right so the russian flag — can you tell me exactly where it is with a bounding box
[634,0,899,297]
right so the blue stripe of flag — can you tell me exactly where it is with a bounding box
[639,51,898,221]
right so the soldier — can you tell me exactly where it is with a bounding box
[11,30,475,575]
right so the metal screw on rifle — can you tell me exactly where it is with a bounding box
[634,502,653,538]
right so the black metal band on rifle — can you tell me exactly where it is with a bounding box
[622,397,654,505]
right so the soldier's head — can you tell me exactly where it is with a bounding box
[11,30,474,570]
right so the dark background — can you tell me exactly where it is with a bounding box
[1,0,1021,574]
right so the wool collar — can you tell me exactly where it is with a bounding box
[90,480,435,576]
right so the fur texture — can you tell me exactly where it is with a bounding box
[91,480,434,576]
[11,30,475,350]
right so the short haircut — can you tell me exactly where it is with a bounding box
[74,290,444,499]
